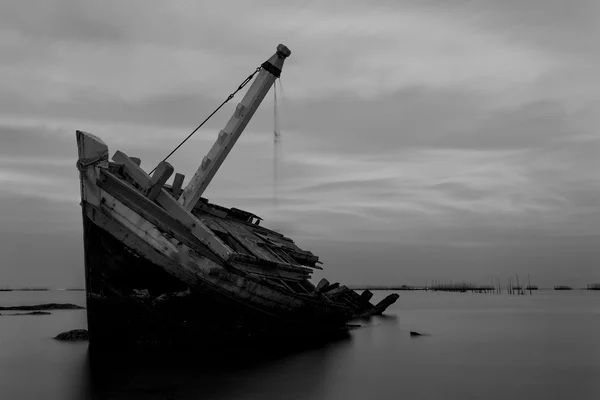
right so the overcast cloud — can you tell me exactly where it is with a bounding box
[1,0,599,288]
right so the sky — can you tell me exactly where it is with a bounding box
[1,0,599,288]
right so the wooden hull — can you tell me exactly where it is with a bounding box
[83,205,359,347]
[76,130,398,349]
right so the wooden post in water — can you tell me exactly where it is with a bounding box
[528,274,532,295]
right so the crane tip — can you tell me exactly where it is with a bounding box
[277,44,291,58]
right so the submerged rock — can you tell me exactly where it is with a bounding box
[54,329,89,341]
[0,303,84,311]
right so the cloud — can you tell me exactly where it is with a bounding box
[0,0,557,106]
[0,0,599,286]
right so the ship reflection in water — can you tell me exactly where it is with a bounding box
[86,330,356,400]
[1,290,600,399]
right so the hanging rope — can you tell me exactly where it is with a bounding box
[273,79,280,206]
[149,66,262,174]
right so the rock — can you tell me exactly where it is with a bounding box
[6,311,52,316]
[0,303,84,311]
[410,331,429,337]
[54,329,89,341]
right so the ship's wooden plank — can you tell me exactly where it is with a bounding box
[193,202,228,219]
[356,293,400,317]
[97,191,217,274]
[203,269,352,319]
[84,203,305,323]
[112,150,151,183]
[112,151,316,273]
[324,285,348,297]
[320,282,340,293]
[97,170,223,265]
[229,261,308,281]
[86,202,354,322]
[316,279,330,292]
[147,161,174,200]
[98,189,218,275]
[360,290,374,303]
[217,219,286,263]
[222,226,314,273]
[198,217,313,277]
[111,151,233,260]
[171,173,185,199]
[249,229,320,268]
[212,219,274,260]
[84,203,206,289]
[197,210,322,269]
[97,171,311,283]
[345,290,371,310]
[76,130,108,206]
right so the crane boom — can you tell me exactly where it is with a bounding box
[179,44,291,211]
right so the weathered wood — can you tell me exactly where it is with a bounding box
[111,151,234,260]
[97,170,313,284]
[324,285,348,297]
[229,261,308,281]
[99,190,219,275]
[76,130,108,165]
[356,293,400,317]
[205,217,315,274]
[88,202,352,320]
[97,169,223,265]
[179,45,291,211]
[319,282,339,293]
[316,279,330,292]
[360,290,373,303]
[84,203,207,290]
[194,202,228,218]
[346,290,371,309]
[112,150,151,185]
[146,161,174,200]
[76,130,108,206]
[171,173,185,199]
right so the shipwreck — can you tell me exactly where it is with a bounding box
[76,44,398,348]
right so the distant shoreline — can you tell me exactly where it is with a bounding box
[0,288,85,292]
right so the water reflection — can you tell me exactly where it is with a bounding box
[85,333,353,400]
[5,291,599,399]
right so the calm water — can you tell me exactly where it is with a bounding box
[0,290,599,399]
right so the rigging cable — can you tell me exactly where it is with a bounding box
[149,66,262,174]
